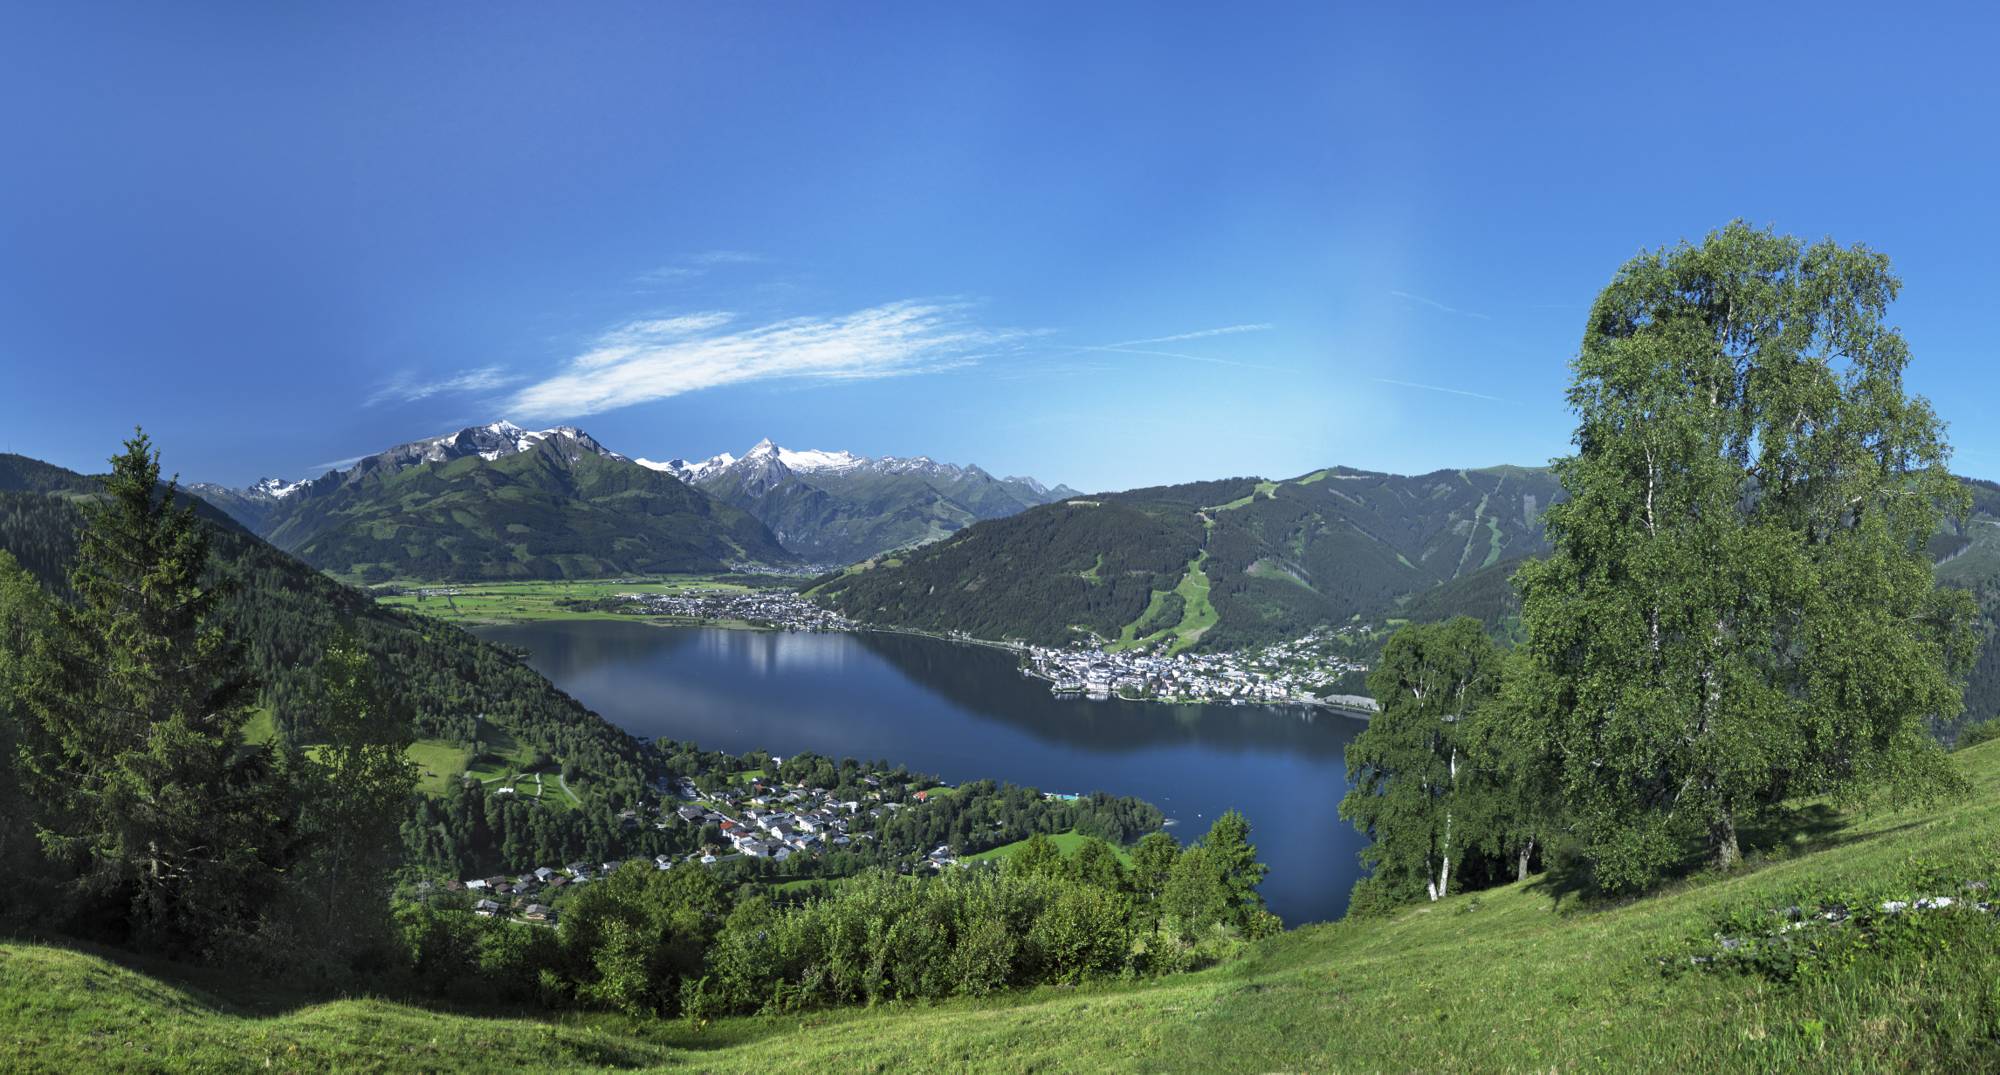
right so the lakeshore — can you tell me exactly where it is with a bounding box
[373,575,1380,714]
[472,618,1372,924]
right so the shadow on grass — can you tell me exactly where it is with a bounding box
[1527,803,1928,912]
[0,928,690,1058]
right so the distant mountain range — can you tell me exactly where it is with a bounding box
[809,465,1566,653]
[639,438,1079,563]
[189,422,1074,580]
[192,421,787,581]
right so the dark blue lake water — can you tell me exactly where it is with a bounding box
[475,619,1368,924]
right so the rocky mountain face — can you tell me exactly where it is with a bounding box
[638,438,1079,563]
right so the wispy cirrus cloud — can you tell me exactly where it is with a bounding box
[636,250,768,287]
[308,453,368,473]
[365,366,521,408]
[1067,322,1286,371]
[1101,323,1274,348]
[1389,290,1490,320]
[1372,377,1508,403]
[688,250,763,266]
[509,300,1022,418]
[1080,346,1288,371]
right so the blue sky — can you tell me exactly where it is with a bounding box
[4,3,1998,493]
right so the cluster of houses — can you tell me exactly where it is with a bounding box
[614,588,852,632]
[425,763,999,925]
[1021,626,1375,708]
[668,773,875,861]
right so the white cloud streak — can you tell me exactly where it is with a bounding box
[1064,323,1283,371]
[1079,346,1288,371]
[635,251,766,287]
[689,250,763,266]
[365,366,521,407]
[1389,290,1490,320]
[1372,377,1508,403]
[1101,323,1274,347]
[308,454,367,473]
[510,301,1017,418]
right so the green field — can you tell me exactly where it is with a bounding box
[403,731,576,805]
[965,829,1133,865]
[7,743,2000,1070]
[240,707,278,746]
[375,575,759,626]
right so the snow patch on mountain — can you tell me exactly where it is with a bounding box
[252,477,308,499]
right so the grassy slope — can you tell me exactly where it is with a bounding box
[962,829,1132,865]
[7,740,1998,1071]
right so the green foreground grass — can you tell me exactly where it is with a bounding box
[6,740,2000,1071]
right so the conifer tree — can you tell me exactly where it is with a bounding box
[24,430,280,947]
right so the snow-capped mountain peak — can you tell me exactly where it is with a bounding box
[251,477,307,499]
[775,447,864,472]
[416,420,623,464]
[638,451,736,483]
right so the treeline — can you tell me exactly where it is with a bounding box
[397,813,1275,1019]
[1343,225,1983,909]
[870,783,1164,855]
[400,779,700,879]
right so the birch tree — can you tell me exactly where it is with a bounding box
[1514,222,1977,890]
[1341,617,1502,903]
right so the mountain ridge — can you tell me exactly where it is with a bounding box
[189,423,792,582]
[646,437,1080,563]
[192,426,1078,570]
[809,463,1569,651]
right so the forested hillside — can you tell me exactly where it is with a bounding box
[812,466,1561,651]
[252,435,792,582]
[0,453,654,799]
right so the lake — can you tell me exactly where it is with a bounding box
[475,619,1370,924]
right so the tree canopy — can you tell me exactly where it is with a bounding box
[1341,617,1504,903]
[1512,222,1977,889]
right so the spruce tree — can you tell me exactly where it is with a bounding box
[24,430,280,947]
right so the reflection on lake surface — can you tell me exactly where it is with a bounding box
[475,619,1368,924]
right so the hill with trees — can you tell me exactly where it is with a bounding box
[809,466,1562,651]
[0,449,658,804]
